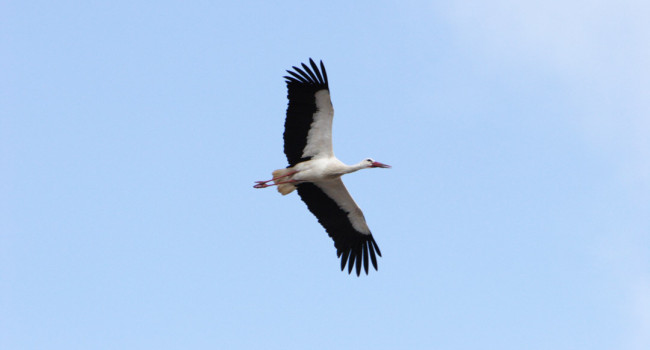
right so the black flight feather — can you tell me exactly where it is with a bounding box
[283,58,329,166]
[296,182,381,276]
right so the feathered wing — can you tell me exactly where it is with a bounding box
[283,59,334,166]
[296,180,382,276]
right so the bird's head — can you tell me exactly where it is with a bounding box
[364,158,391,169]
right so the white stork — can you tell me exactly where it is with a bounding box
[254,58,391,276]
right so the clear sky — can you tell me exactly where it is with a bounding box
[2,1,649,349]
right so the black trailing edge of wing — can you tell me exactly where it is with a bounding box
[283,58,330,167]
[296,183,382,276]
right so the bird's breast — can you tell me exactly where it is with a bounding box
[293,158,344,182]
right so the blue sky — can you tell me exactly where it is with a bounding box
[2,1,649,349]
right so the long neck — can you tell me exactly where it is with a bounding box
[343,161,368,174]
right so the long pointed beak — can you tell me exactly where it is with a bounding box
[371,161,391,168]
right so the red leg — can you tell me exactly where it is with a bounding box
[254,170,298,185]
[253,179,298,189]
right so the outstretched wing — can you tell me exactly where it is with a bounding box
[283,59,333,166]
[296,179,382,276]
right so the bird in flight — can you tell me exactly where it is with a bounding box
[254,59,391,276]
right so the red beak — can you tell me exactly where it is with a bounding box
[371,161,391,168]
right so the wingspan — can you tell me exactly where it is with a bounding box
[296,180,382,276]
[283,59,333,166]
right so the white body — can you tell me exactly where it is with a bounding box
[255,59,387,276]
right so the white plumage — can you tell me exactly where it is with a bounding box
[254,59,390,276]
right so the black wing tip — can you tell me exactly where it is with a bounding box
[284,58,329,89]
[294,183,379,277]
[338,234,381,277]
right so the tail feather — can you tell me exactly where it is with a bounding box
[271,169,287,180]
[277,183,296,195]
[272,168,296,195]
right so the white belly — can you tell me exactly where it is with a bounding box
[292,158,345,182]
